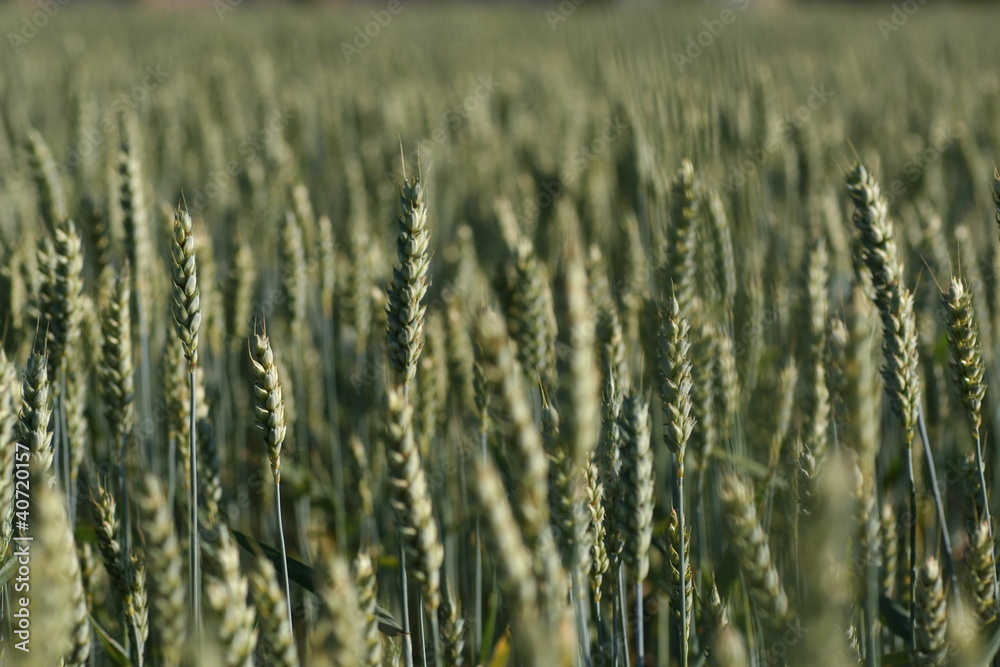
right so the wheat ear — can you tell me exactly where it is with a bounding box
[943,277,997,606]
[99,264,134,554]
[657,293,694,665]
[665,159,699,315]
[847,163,960,631]
[202,525,258,667]
[249,553,300,667]
[965,520,998,626]
[170,203,203,637]
[27,128,68,228]
[135,474,186,667]
[384,174,433,667]
[249,330,293,636]
[311,554,364,667]
[18,352,53,476]
[720,474,792,634]
[473,307,550,549]
[385,383,444,667]
[915,558,947,667]
[619,390,653,663]
[29,464,77,666]
[386,177,431,388]
[353,551,384,667]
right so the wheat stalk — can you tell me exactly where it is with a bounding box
[943,277,997,606]
[170,203,203,638]
[249,330,293,638]
[99,264,134,551]
[846,163,960,632]
[618,390,653,662]
[657,293,694,666]
[0,351,18,557]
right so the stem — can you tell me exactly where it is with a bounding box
[275,481,293,634]
[864,499,879,667]
[120,439,129,556]
[695,470,708,574]
[676,464,688,667]
[635,580,644,666]
[618,564,630,667]
[905,444,916,649]
[57,388,71,523]
[419,600,428,667]
[611,574,619,667]
[167,436,176,521]
[475,423,486,659]
[478,578,499,666]
[292,322,311,563]
[571,569,592,666]
[916,410,961,613]
[973,426,999,606]
[136,291,153,470]
[189,368,201,642]
[400,540,414,667]
[594,598,606,666]
[321,317,346,549]
[430,606,443,667]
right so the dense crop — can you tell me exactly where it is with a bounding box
[2,4,1000,666]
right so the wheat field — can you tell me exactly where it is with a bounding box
[1,3,1000,666]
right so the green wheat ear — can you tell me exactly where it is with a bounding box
[170,205,202,370]
[386,178,431,387]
